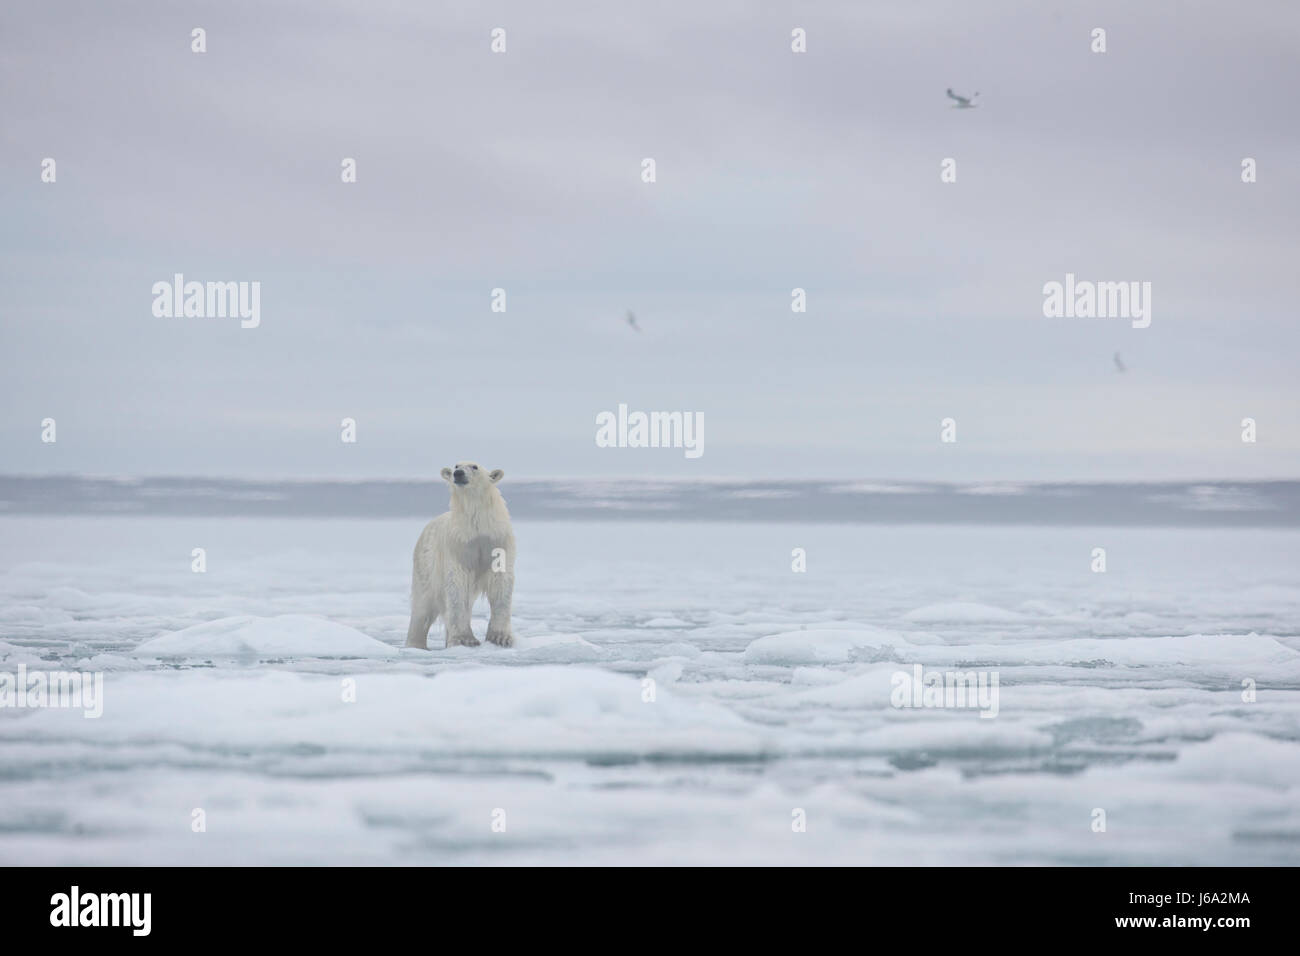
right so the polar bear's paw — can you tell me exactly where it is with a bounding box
[446,632,481,648]
[485,628,515,648]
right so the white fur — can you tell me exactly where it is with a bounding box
[406,461,516,649]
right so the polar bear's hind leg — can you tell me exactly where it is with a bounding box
[405,604,435,649]
[405,559,439,650]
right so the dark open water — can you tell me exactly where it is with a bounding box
[0,475,1296,525]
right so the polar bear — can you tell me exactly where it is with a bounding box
[405,462,516,650]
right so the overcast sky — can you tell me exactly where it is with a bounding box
[2,0,1298,481]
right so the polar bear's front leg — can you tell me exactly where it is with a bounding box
[485,570,515,647]
[442,567,479,647]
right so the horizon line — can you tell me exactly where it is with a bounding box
[2,473,1299,487]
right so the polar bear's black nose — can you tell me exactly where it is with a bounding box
[453,469,466,481]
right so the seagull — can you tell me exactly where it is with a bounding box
[625,310,641,332]
[946,88,979,109]
[1114,351,1127,373]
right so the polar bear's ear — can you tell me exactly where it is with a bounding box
[440,467,453,483]
[489,469,504,483]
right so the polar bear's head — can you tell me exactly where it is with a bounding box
[440,461,504,492]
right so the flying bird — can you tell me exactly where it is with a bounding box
[946,88,979,109]
[625,310,641,332]
[1114,352,1127,373]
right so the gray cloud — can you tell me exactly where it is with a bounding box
[2,0,1297,479]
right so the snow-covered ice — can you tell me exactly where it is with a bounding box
[133,614,400,660]
[1,516,1298,865]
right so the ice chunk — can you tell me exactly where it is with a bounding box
[133,615,398,660]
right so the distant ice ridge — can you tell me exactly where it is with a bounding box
[7,666,766,759]
[1,475,1296,525]
[134,615,398,659]
[744,627,908,665]
[742,627,1300,682]
[903,602,1028,623]
[132,615,603,663]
